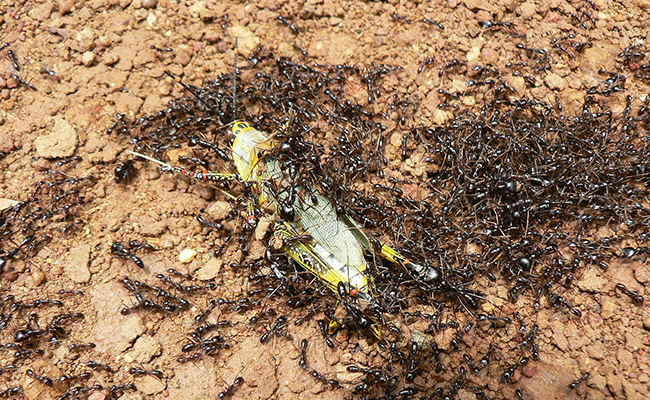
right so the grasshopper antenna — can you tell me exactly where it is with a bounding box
[232,37,239,121]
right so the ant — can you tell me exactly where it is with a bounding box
[129,367,164,379]
[421,18,444,30]
[26,369,53,387]
[218,377,244,399]
[111,240,154,268]
[177,353,203,363]
[260,315,290,344]
[0,235,36,272]
[439,58,466,77]
[40,66,58,78]
[57,384,103,400]
[151,45,173,52]
[188,136,230,160]
[121,277,177,314]
[501,357,529,383]
[615,283,644,306]
[11,73,37,90]
[317,320,335,348]
[299,339,309,370]
[278,15,298,34]
[7,49,20,71]
[114,160,136,183]
[568,372,589,390]
[0,365,17,373]
[87,361,114,373]
[479,20,515,29]
[310,369,339,387]
[14,326,65,343]
[331,282,380,337]
[0,386,23,398]
[108,383,136,398]
[56,156,81,168]
[57,289,84,296]
[107,113,128,135]
[391,13,412,23]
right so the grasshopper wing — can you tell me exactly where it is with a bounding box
[275,221,371,294]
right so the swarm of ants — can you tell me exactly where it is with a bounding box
[2,34,650,398]
[107,42,650,399]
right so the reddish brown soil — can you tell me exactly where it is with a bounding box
[1,1,650,400]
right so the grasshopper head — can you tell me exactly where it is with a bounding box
[229,121,273,181]
[228,120,252,145]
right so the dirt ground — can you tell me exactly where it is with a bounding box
[2,0,650,399]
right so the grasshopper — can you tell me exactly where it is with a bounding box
[129,44,439,338]
[129,119,440,339]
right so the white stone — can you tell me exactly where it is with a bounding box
[178,248,197,263]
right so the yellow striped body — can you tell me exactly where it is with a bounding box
[230,121,379,335]
[230,121,274,181]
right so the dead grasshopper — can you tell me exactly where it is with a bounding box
[129,118,439,339]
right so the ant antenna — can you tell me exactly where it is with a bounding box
[162,69,220,115]
[233,37,239,121]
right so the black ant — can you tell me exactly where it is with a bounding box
[7,49,20,71]
[111,240,154,268]
[615,283,644,306]
[260,315,290,344]
[568,372,589,390]
[129,367,164,379]
[278,15,298,34]
[114,160,136,183]
[299,339,309,370]
[218,377,244,399]
[87,361,114,373]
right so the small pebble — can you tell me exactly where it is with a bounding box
[206,201,231,221]
[28,269,46,287]
[196,258,222,281]
[87,393,104,400]
[6,77,19,89]
[104,52,120,66]
[142,0,158,9]
[82,51,95,67]
[135,375,166,395]
[643,316,650,330]
[544,73,567,91]
[178,249,197,263]
[0,198,19,212]
[601,300,617,319]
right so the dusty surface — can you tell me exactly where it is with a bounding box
[1,0,650,399]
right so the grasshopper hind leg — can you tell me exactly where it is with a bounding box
[377,243,441,283]
[341,214,441,282]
